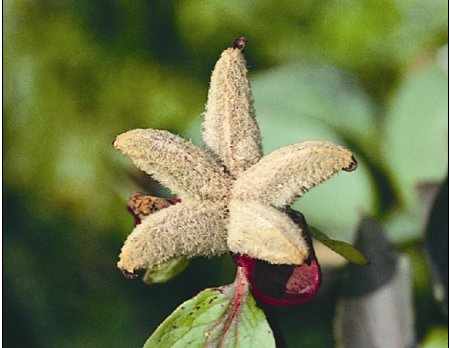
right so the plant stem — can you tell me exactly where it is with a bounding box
[233,255,287,347]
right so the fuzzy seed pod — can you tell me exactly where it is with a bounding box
[232,141,357,208]
[202,45,262,177]
[227,200,309,265]
[114,129,232,201]
[113,38,360,281]
[118,200,228,274]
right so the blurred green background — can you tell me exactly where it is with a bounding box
[5,0,448,347]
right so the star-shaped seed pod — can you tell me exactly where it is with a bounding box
[114,36,357,276]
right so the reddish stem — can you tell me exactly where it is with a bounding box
[221,266,249,336]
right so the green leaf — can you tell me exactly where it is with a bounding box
[421,327,449,348]
[382,63,448,214]
[380,63,448,242]
[144,284,275,348]
[310,226,369,265]
[5,4,204,233]
[143,257,190,285]
[251,64,377,154]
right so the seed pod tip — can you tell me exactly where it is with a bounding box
[231,36,247,50]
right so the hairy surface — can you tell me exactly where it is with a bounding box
[114,129,232,201]
[118,201,228,273]
[228,201,309,265]
[203,47,262,177]
[232,141,357,208]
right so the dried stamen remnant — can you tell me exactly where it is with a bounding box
[127,192,180,225]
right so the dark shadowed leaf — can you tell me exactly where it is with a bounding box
[310,226,368,265]
[335,217,415,348]
[144,276,275,348]
[424,177,449,313]
[143,257,190,285]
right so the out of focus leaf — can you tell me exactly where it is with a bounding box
[382,63,448,217]
[176,0,447,79]
[393,0,448,63]
[143,257,190,285]
[5,2,203,232]
[185,64,377,242]
[310,226,368,265]
[382,63,448,242]
[317,0,448,68]
[424,177,449,313]
[421,327,449,348]
[144,282,275,348]
[251,64,377,153]
[436,45,448,74]
[335,217,415,348]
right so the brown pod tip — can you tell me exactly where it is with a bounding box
[231,36,247,50]
[343,155,358,172]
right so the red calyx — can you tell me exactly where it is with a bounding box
[234,254,321,307]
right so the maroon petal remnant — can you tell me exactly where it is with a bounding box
[235,254,321,307]
[233,208,321,307]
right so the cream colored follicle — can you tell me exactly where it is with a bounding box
[232,141,357,208]
[203,40,262,177]
[114,129,232,202]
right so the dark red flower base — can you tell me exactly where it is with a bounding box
[234,254,321,307]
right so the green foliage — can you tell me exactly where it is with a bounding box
[144,286,275,348]
[309,227,368,265]
[5,0,204,232]
[143,258,190,285]
[382,63,448,241]
[383,64,448,207]
[421,327,449,348]
[252,64,378,152]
